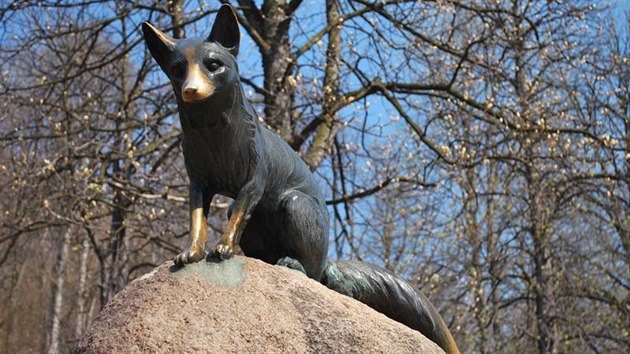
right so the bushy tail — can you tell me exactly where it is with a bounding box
[321,260,459,354]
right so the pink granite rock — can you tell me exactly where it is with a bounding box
[75,256,444,354]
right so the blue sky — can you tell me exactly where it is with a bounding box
[612,0,630,26]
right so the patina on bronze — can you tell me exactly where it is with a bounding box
[142,5,459,353]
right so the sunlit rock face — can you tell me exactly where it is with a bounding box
[74,256,444,354]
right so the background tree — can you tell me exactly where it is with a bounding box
[0,1,628,353]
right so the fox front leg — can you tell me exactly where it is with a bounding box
[174,183,212,266]
[211,178,264,261]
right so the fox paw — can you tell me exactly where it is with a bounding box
[208,243,234,262]
[277,257,306,274]
[173,248,206,266]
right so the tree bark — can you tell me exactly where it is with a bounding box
[303,0,342,170]
[236,0,300,141]
[168,0,186,39]
[260,0,296,141]
[513,9,556,350]
[47,228,71,354]
[74,236,90,340]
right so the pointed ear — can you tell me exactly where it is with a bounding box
[142,22,176,68]
[207,4,240,56]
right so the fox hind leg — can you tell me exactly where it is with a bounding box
[273,190,329,281]
[276,256,307,274]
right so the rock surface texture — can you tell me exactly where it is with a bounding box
[75,256,445,354]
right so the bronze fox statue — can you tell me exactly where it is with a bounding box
[143,5,458,353]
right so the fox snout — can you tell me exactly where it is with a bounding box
[181,64,215,103]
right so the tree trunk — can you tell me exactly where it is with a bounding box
[528,176,556,354]
[47,227,71,354]
[103,8,134,306]
[168,0,186,39]
[4,260,27,354]
[512,6,556,349]
[74,236,91,340]
[260,0,296,142]
[303,0,342,170]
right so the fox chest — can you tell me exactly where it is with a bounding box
[182,135,252,198]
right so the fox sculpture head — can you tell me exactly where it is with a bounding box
[142,5,241,109]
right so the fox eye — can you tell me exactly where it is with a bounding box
[170,63,185,79]
[204,59,222,72]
